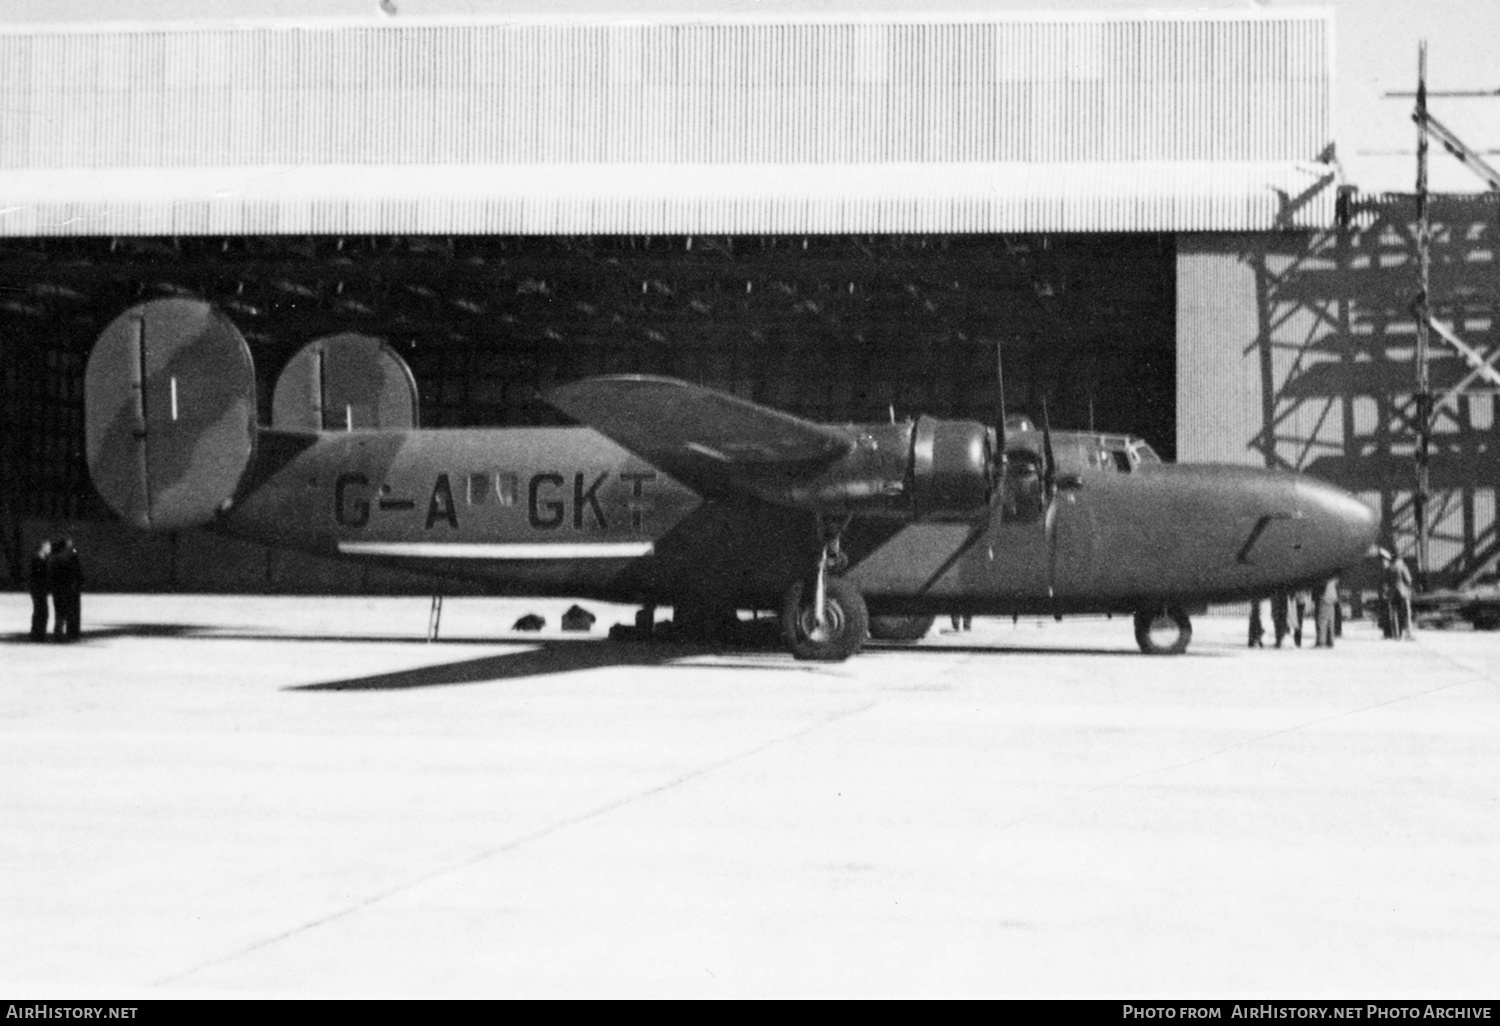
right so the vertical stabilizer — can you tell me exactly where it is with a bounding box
[84,299,257,530]
[271,333,419,432]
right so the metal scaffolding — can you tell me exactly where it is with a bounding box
[1406,40,1500,585]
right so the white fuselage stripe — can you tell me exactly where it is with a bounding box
[338,541,654,559]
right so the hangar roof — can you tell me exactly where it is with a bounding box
[0,9,1337,235]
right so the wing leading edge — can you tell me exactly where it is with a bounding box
[545,375,855,498]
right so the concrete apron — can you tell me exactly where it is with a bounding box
[1,594,1496,998]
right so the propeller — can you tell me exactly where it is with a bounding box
[993,339,1007,501]
[1040,395,1057,501]
[1041,395,1060,602]
[994,339,1007,455]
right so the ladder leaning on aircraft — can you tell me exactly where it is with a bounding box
[83,299,1379,662]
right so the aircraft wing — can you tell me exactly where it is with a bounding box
[545,375,854,496]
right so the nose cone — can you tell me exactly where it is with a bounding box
[1295,477,1379,576]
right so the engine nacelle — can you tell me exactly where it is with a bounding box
[910,415,993,519]
[758,416,993,520]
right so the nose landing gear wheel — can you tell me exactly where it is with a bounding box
[782,577,869,661]
[1134,605,1192,655]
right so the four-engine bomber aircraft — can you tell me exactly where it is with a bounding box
[85,299,1378,661]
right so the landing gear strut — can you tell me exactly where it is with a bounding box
[781,520,867,661]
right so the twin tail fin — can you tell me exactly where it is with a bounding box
[84,299,418,531]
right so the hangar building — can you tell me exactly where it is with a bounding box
[1,8,1493,592]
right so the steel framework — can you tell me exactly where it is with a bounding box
[1407,41,1500,585]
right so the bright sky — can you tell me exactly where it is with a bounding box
[5,0,1497,194]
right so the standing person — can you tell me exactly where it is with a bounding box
[1270,589,1290,648]
[1377,550,1396,637]
[1292,587,1312,647]
[1389,553,1414,640]
[1247,598,1265,648]
[949,613,972,631]
[1314,576,1338,648]
[28,539,51,641]
[48,537,82,643]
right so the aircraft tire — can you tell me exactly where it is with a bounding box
[1134,605,1192,655]
[782,577,869,661]
[868,613,936,642]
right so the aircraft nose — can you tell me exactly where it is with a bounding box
[1295,477,1379,574]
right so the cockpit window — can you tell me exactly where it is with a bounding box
[1131,442,1162,465]
[1086,434,1162,473]
[1093,435,1132,473]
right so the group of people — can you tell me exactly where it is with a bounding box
[1248,550,1417,649]
[28,537,83,643]
[1249,578,1341,649]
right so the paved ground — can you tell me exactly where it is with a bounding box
[1,593,1497,998]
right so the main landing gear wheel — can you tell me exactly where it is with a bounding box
[782,577,869,661]
[868,613,936,642]
[1134,605,1192,655]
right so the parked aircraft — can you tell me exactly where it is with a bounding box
[84,299,1378,661]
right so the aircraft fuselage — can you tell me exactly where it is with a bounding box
[82,300,1381,659]
[222,424,1375,615]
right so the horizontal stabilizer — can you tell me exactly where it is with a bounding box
[272,333,419,431]
[545,375,853,495]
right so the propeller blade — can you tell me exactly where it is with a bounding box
[991,339,1007,503]
[1041,396,1057,500]
[995,339,1007,453]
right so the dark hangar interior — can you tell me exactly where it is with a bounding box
[0,232,1176,538]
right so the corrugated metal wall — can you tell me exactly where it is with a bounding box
[1176,239,1264,467]
[0,16,1330,168]
[0,12,1336,235]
